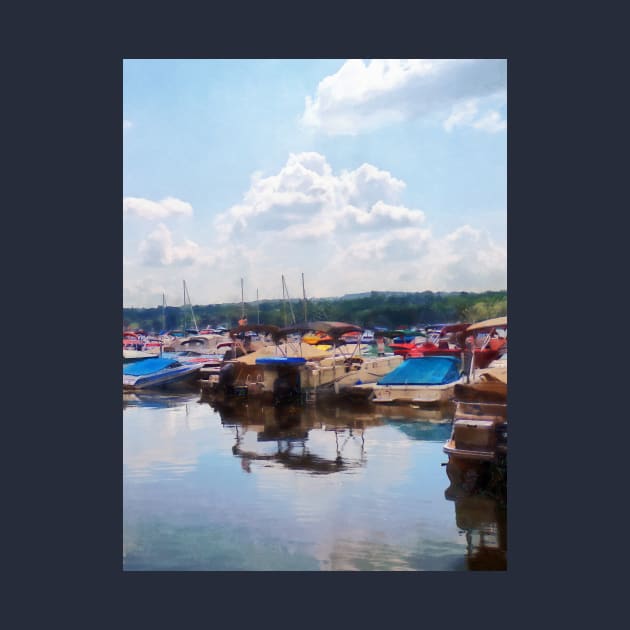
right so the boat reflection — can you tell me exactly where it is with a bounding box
[209,399,383,474]
[123,390,199,410]
[445,463,507,570]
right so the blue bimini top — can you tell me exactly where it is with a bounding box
[255,357,307,365]
[378,356,461,386]
[123,358,179,376]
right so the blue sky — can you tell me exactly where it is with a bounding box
[124,59,506,308]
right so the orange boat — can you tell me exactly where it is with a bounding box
[302,330,333,345]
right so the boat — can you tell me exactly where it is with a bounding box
[406,323,469,358]
[386,329,427,357]
[464,316,507,372]
[272,322,403,402]
[360,329,375,344]
[365,355,466,405]
[388,323,469,359]
[122,357,202,390]
[201,324,290,394]
[443,399,507,462]
[208,321,403,403]
[454,348,507,402]
[168,333,229,354]
[443,341,507,472]
[123,333,162,362]
[123,348,159,362]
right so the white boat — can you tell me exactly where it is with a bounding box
[122,357,202,390]
[123,348,159,362]
[367,355,466,404]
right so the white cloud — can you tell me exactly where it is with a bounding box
[472,110,507,133]
[123,119,133,130]
[123,196,194,220]
[443,99,506,133]
[214,152,412,242]
[209,152,506,299]
[124,153,505,307]
[138,223,204,266]
[302,59,506,135]
[443,100,479,131]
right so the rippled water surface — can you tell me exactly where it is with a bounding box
[123,390,506,571]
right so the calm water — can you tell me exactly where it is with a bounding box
[123,390,506,571]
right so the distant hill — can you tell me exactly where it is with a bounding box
[123,290,507,332]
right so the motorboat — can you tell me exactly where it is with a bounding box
[386,329,427,357]
[123,348,159,362]
[464,317,507,372]
[122,357,202,390]
[406,323,469,358]
[443,399,507,463]
[167,333,228,354]
[207,321,403,403]
[388,323,469,359]
[444,343,507,466]
[123,334,162,362]
[366,355,466,405]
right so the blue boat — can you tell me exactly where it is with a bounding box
[371,355,465,404]
[122,357,201,390]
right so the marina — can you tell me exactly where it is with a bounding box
[122,317,507,571]
[123,58,508,573]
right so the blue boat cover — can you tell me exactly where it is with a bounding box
[255,357,307,365]
[123,358,179,376]
[378,356,461,385]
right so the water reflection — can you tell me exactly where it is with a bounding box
[123,390,198,410]
[207,397,457,475]
[212,399,374,475]
[444,461,507,571]
[124,391,506,571]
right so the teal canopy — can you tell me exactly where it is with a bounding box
[378,356,461,386]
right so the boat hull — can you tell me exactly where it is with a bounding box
[443,400,507,463]
[371,378,465,405]
[122,364,201,390]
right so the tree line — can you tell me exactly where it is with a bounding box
[123,290,507,332]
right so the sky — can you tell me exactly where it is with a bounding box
[123,59,507,308]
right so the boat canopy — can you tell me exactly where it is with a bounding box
[279,321,363,340]
[378,356,462,386]
[467,316,507,333]
[255,357,307,365]
[438,323,470,335]
[123,358,179,376]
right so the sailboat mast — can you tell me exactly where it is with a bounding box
[241,278,245,319]
[256,288,260,324]
[302,272,307,323]
[282,275,296,325]
[182,280,186,329]
[162,293,166,331]
[184,280,198,332]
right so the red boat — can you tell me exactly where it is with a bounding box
[386,329,427,358]
[406,323,470,358]
[464,317,507,370]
